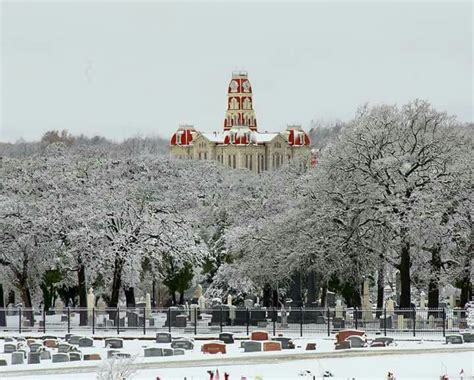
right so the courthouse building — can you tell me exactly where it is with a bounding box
[170,71,312,173]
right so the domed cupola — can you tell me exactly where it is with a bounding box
[223,71,258,132]
[170,124,197,146]
[286,125,310,146]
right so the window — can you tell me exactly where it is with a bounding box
[232,155,236,169]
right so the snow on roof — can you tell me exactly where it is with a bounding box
[255,132,279,143]
[201,132,224,143]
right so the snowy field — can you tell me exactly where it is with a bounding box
[0,335,472,380]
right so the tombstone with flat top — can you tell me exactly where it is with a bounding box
[11,352,24,365]
[156,332,172,343]
[27,352,41,364]
[52,353,69,363]
[144,347,163,357]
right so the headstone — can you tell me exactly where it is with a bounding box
[52,353,70,363]
[27,352,41,364]
[83,354,101,361]
[156,332,172,343]
[69,352,82,361]
[176,314,187,327]
[346,336,366,348]
[54,298,64,314]
[198,295,206,310]
[374,337,394,346]
[40,350,51,360]
[281,308,288,327]
[4,337,15,343]
[97,297,106,313]
[173,348,185,355]
[104,338,123,349]
[69,335,82,345]
[144,347,163,357]
[250,330,269,341]
[171,339,194,350]
[335,341,351,350]
[162,348,173,356]
[115,353,131,359]
[272,337,294,349]
[201,342,226,354]
[0,359,6,366]
[11,352,24,365]
[461,332,474,343]
[243,341,262,353]
[145,292,152,318]
[445,334,463,344]
[335,299,344,318]
[29,343,43,353]
[87,288,95,321]
[58,343,72,353]
[4,343,16,353]
[305,343,317,350]
[428,315,435,329]
[219,333,234,344]
[107,350,120,359]
[43,339,58,348]
[263,341,281,351]
[78,337,94,347]
[397,315,405,330]
[126,312,139,328]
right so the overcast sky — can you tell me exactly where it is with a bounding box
[1,1,472,142]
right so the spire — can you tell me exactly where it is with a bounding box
[223,71,257,131]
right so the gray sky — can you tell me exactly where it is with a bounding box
[1,1,472,142]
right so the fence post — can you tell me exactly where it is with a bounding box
[67,307,70,334]
[219,306,223,333]
[92,307,95,335]
[168,308,171,333]
[143,307,146,336]
[384,307,387,336]
[327,307,330,337]
[116,307,120,335]
[355,307,358,330]
[194,307,197,336]
[300,307,303,337]
[246,307,250,336]
[18,307,22,334]
[272,307,276,337]
[442,308,446,337]
[412,307,416,337]
[43,307,46,334]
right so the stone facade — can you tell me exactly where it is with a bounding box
[170,72,311,173]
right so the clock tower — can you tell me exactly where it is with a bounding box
[223,71,257,131]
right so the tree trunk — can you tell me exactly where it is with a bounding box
[272,288,279,308]
[179,291,184,305]
[109,255,124,307]
[376,265,384,317]
[399,240,411,308]
[77,263,88,326]
[289,272,303,307]
[124,287,136,307]
[19,283,34,326]
[306,271,317,306]
[459,255,473,307]
[428,246,442,309]
[0,284,5,326]
[262,283,271,308]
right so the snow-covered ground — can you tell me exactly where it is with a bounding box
[0,334,473,379]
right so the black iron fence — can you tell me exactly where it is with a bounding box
[0,306,470,337]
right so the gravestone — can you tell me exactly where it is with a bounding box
[29,343,43,353]
[43,339,58,348]
[305,343,317,350]
[346,336,366,348]
[272,337,294,349]
[428,315,435,329]
[115,353,131,359]
[281,308,288,327]
[11,352,24,365]
[162,348,173,356]
[0,359,6,366]
[156,332,172,343]
[175,315,187,327]
[243,341,262,353]
[219,333,234,344]
[58,343,72,353]
[4,337,15,343]
[173,348,185,355]
[144,347,163,357]
[69,352,82,361]
[374,337,395,346]
[126,311,139,328]
[84,354,101,360]
[104,338,123,349]
[107,350,120,359]
[445,334,463,344]
[250,330,269,341]
[40,350,51,360]
[171,339,194,350]
[52,353,69,363]
[4,343,16,353]
[263,341,281,351]
[461,332,474,343]
[69,336,82,345]
[335,341,351,350]
[27,352,41,364]
[78,337,94,347]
